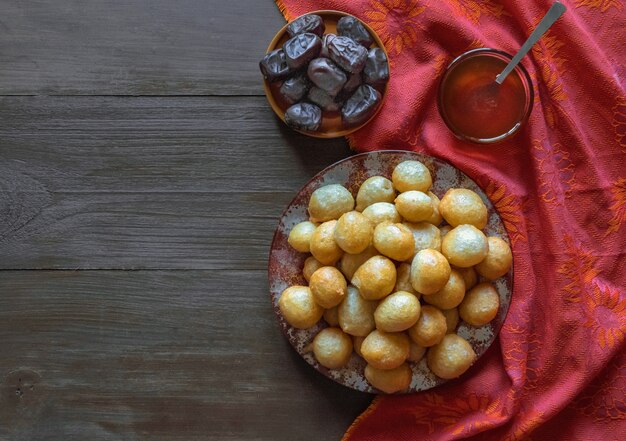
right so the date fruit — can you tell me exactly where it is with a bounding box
[363,48,389,87]
[308,87,342,112]
[337,16,373,47]
[279,74,310,105]
[328,36,367,74]
[342,73,362,95]
[307,57,347,97]
[320,33,337,58]
[341,84,381,126]
[259,49,292,82]
[284,33,322,70]
[285,102,322,131]
[286,14,325,38]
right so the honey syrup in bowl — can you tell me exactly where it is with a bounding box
[438,49,533,143]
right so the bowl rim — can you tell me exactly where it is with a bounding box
[437,47,535,144]
[262,10,391,139]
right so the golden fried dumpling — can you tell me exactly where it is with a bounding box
[309,266,347,308]
[278,286,324,329]
[353,335,366,358]
[455,266,478,291]
[361,330,410,370]
[338,285,377,337]
[313,327,353,369]
[323,305,340,327]
[352,255,397,300]
[394,263,420,299]
[288,221,318,253]
[308,184,355,223]
[439,188,488,229]
[303,256,324,282]
[426,191,443,226]
[373,222,415,261]
[442,307,459,334]
[407,341,427,362]
[441,224,489,268]
[310,220,344,265]
[391,160,432,193]
[362,202,402,226]
[403,221,442,257]
[356,176,396,211]
[475,236,513,280]
[374,291,421,332]
[334,211,374,254]
[410,249,451,295]
[337,245,378,281]
[365,363,412,394]
[408,305,447,347]
[394,191,434,223]
[427,334,476,379]
[459,282,500,326]
[423,269,466,310]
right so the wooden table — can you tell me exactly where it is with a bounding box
[0,1,371,439]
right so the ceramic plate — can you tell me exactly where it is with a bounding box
[268,151,512,393]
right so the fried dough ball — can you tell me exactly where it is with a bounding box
[309,266,347,308]
[475,236,513,280]
[459,282,500,326]
[352,255,397,300]
[338,285,377,336]
[408,305,447,347]
[278,286,324,329]
[394,191,434,223]
[394,263,420,299]
[374,291,421,332]
[362,202,402,226]
[334,211,374,254]
[423,269,466,310]
[288,221,318,253]
[308,184,355,222]
[310,220,344,265]
[356,176,396,211]
[407,342,427,362]
[392,160,432,193]
[439,188,488,229]
[441,225,489,268]
[361,330,410,370]
[303,256,324,282]
[427,191,443,226]
[313,327,353,369]
[373,222,415,261]
[353,336,365,358]
[337,245,378,280]
[365,363,412,394]
[455,266,478,291]
[427,334,476,379]
[410,249,451,295]
[323,305,339,327]
[403,221,442,257]
[439,225,453,237]
[442,308,459,334]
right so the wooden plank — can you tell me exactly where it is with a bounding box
[0,96,351,269]
[0,270,372,441]
[0,0,286,96]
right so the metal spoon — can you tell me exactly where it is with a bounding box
[495,1,567,84]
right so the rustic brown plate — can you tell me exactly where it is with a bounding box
[268,151,513,394]
[262,10,390,138]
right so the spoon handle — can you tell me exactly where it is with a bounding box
[496,1,567,84]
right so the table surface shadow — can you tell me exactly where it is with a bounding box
[0,1,374,440]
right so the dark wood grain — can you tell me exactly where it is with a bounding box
[0,96,351,269]
[0,270,371,441]
[0,0,286,96]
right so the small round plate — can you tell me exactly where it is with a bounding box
[268,151,513,394]
[262,10,390,138]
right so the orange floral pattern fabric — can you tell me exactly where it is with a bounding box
[273,0,626,439]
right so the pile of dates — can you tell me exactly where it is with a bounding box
[260,14,390,133]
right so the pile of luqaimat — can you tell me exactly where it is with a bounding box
[279,160,512,393]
